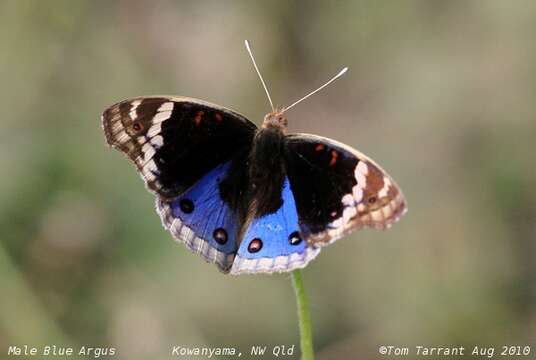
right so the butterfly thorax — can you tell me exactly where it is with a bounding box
[262,111,288,133]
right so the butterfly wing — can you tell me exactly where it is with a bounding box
[102,96,256,272]
[156,162,239,272]
[230,178,320,274]
[284,133,407,246]
[102,96,256,199]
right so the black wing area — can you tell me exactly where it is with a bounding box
[284,133,407,246]
[102,96,256,199]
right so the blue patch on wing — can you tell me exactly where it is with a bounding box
[236,177,306,259]
[170,162,238,255]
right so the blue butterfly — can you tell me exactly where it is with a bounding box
[102,95,406,274]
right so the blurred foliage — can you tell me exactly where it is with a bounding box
[1,0,535,359]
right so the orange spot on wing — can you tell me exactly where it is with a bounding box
[194,111,204,126]
[329,150,338,166]
[214,113,223,123]
[315,144,324,151]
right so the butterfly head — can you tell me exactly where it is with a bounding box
[262,111,288,131]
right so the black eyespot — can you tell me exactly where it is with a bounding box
[179,199,194,213]
[289,231,302,245]
[213,228,228,245]
[248,238,263,253]
[132,122,142,132]
[368,196,377,204]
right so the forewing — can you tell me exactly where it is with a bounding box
[284,133,407,246]
[102,96,257,199]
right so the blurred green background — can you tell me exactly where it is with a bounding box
[1,1,535,359]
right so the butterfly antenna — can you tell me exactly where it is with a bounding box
[281,67,348,114]
[244,40,275,112]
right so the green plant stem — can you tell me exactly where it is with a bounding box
[291,269,314,360]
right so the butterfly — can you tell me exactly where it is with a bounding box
[101,95,406,274]
[101,43,406,274]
